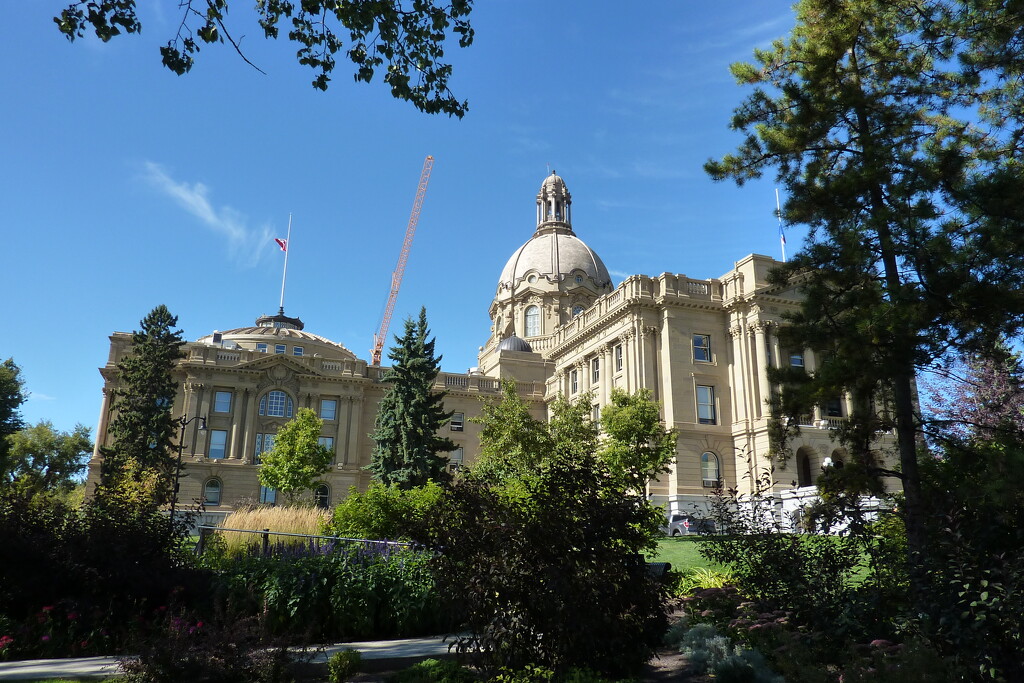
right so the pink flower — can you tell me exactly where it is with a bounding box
[41,606,54,613]
[0,635,14,649]
[41,635,51,642]
[869,639,893,648]
[67,612,79,621]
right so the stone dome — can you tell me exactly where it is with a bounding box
[497,171,611,290]
[497,335,534,353]
[498,232,611,290]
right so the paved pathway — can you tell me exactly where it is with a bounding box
[0,634,453,681]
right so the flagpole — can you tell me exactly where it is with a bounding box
[279,214,292,312]
[775,189,787,263]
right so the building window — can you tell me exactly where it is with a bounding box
[204,479,222,506]
[213,390,232,413]
[314,484,330,509]
[254,433,275,465]
[789,351,805,368]
[256,343,268,353]
[449,447,464,472]
[570,369,579,394]
[293,346,304,357]
[614,344,623,372]
[320,399,337,421]
[272,344,284,354]
[693,334,711,363]
[209,429,227,459]
[825,398,843,417]
[697,385,716,425]
[260,390,293,418]
[591,357,600,383]
[450,412,464,431]
[318,436,334,463]
[592,403,601,421]
[525,305,540,337]
[701,452,720,488]
[260,486,277,505]
[572,304,584,318]
[575,275,583,284]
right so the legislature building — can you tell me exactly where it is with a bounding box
[87,172,892,519]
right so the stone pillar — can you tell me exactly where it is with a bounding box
[752,322,771,419]
[728,325,746,424]
[241,387,258,463]
[93,386,113,459]
[229,389,246,458]
[194,385,211,454]
[345,397,364,466]
[332,400,345,465]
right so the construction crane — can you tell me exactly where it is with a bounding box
[371,155,435,366]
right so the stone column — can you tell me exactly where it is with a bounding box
[345,397,364,466]
[752,322,771,419]
[728,325,746,424]
[241,387,258,463]
[93,386,113,458]
[229,389,246,458]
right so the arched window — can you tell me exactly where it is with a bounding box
[797,451,813,487]
[314,484,330,509]
[525,305,540,337]
[701,452,720,488]
[204,479,222,506]
[259,390,294,418]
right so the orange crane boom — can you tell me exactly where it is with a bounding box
[371,155,434,366]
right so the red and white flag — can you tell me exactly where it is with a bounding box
[274,238,288,252]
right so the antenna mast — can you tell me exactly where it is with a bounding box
[371,155,434,365]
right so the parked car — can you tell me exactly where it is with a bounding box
[660,514,716,536]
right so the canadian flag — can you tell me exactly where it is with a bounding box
[274,238,288,252]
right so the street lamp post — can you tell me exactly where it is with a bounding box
[170,414,207,524]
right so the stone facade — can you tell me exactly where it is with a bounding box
[87,172,898,516]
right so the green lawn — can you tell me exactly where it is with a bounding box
[647,536,721,571]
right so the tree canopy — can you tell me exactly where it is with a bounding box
[706,0,1024,567]
[3,420,92,498]
[0,359,27,475]
[54,0,474,117]
[258,407,333,503]
[97,305,185,507]
[598,388,676,495]
[470,378,552,485]
[368,307,455,488]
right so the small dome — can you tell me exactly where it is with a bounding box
[498,335,534,352]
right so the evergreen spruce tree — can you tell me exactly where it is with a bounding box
[369,308,455,488]
[706,0,1024,579]
[0,358,27,478]
[97,305,185,507]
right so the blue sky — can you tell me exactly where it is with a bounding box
[3,1,799,435]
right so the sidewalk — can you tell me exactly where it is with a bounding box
[0,635,454,681]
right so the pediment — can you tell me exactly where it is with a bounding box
[239,354,323,377]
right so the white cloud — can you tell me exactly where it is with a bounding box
[142,162,273,267]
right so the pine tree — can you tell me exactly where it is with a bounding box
[706,0,1024,575]
[369,308,455,488]
[97,305,185,506]
[0,358,27,478]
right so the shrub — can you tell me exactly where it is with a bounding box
[393,658,476,682]
[119,611,293,683]
[424,452,667,679]
[327,648,362,682]
[323,481,443,541]
[203,541,450,641]
[0,490,209,658]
